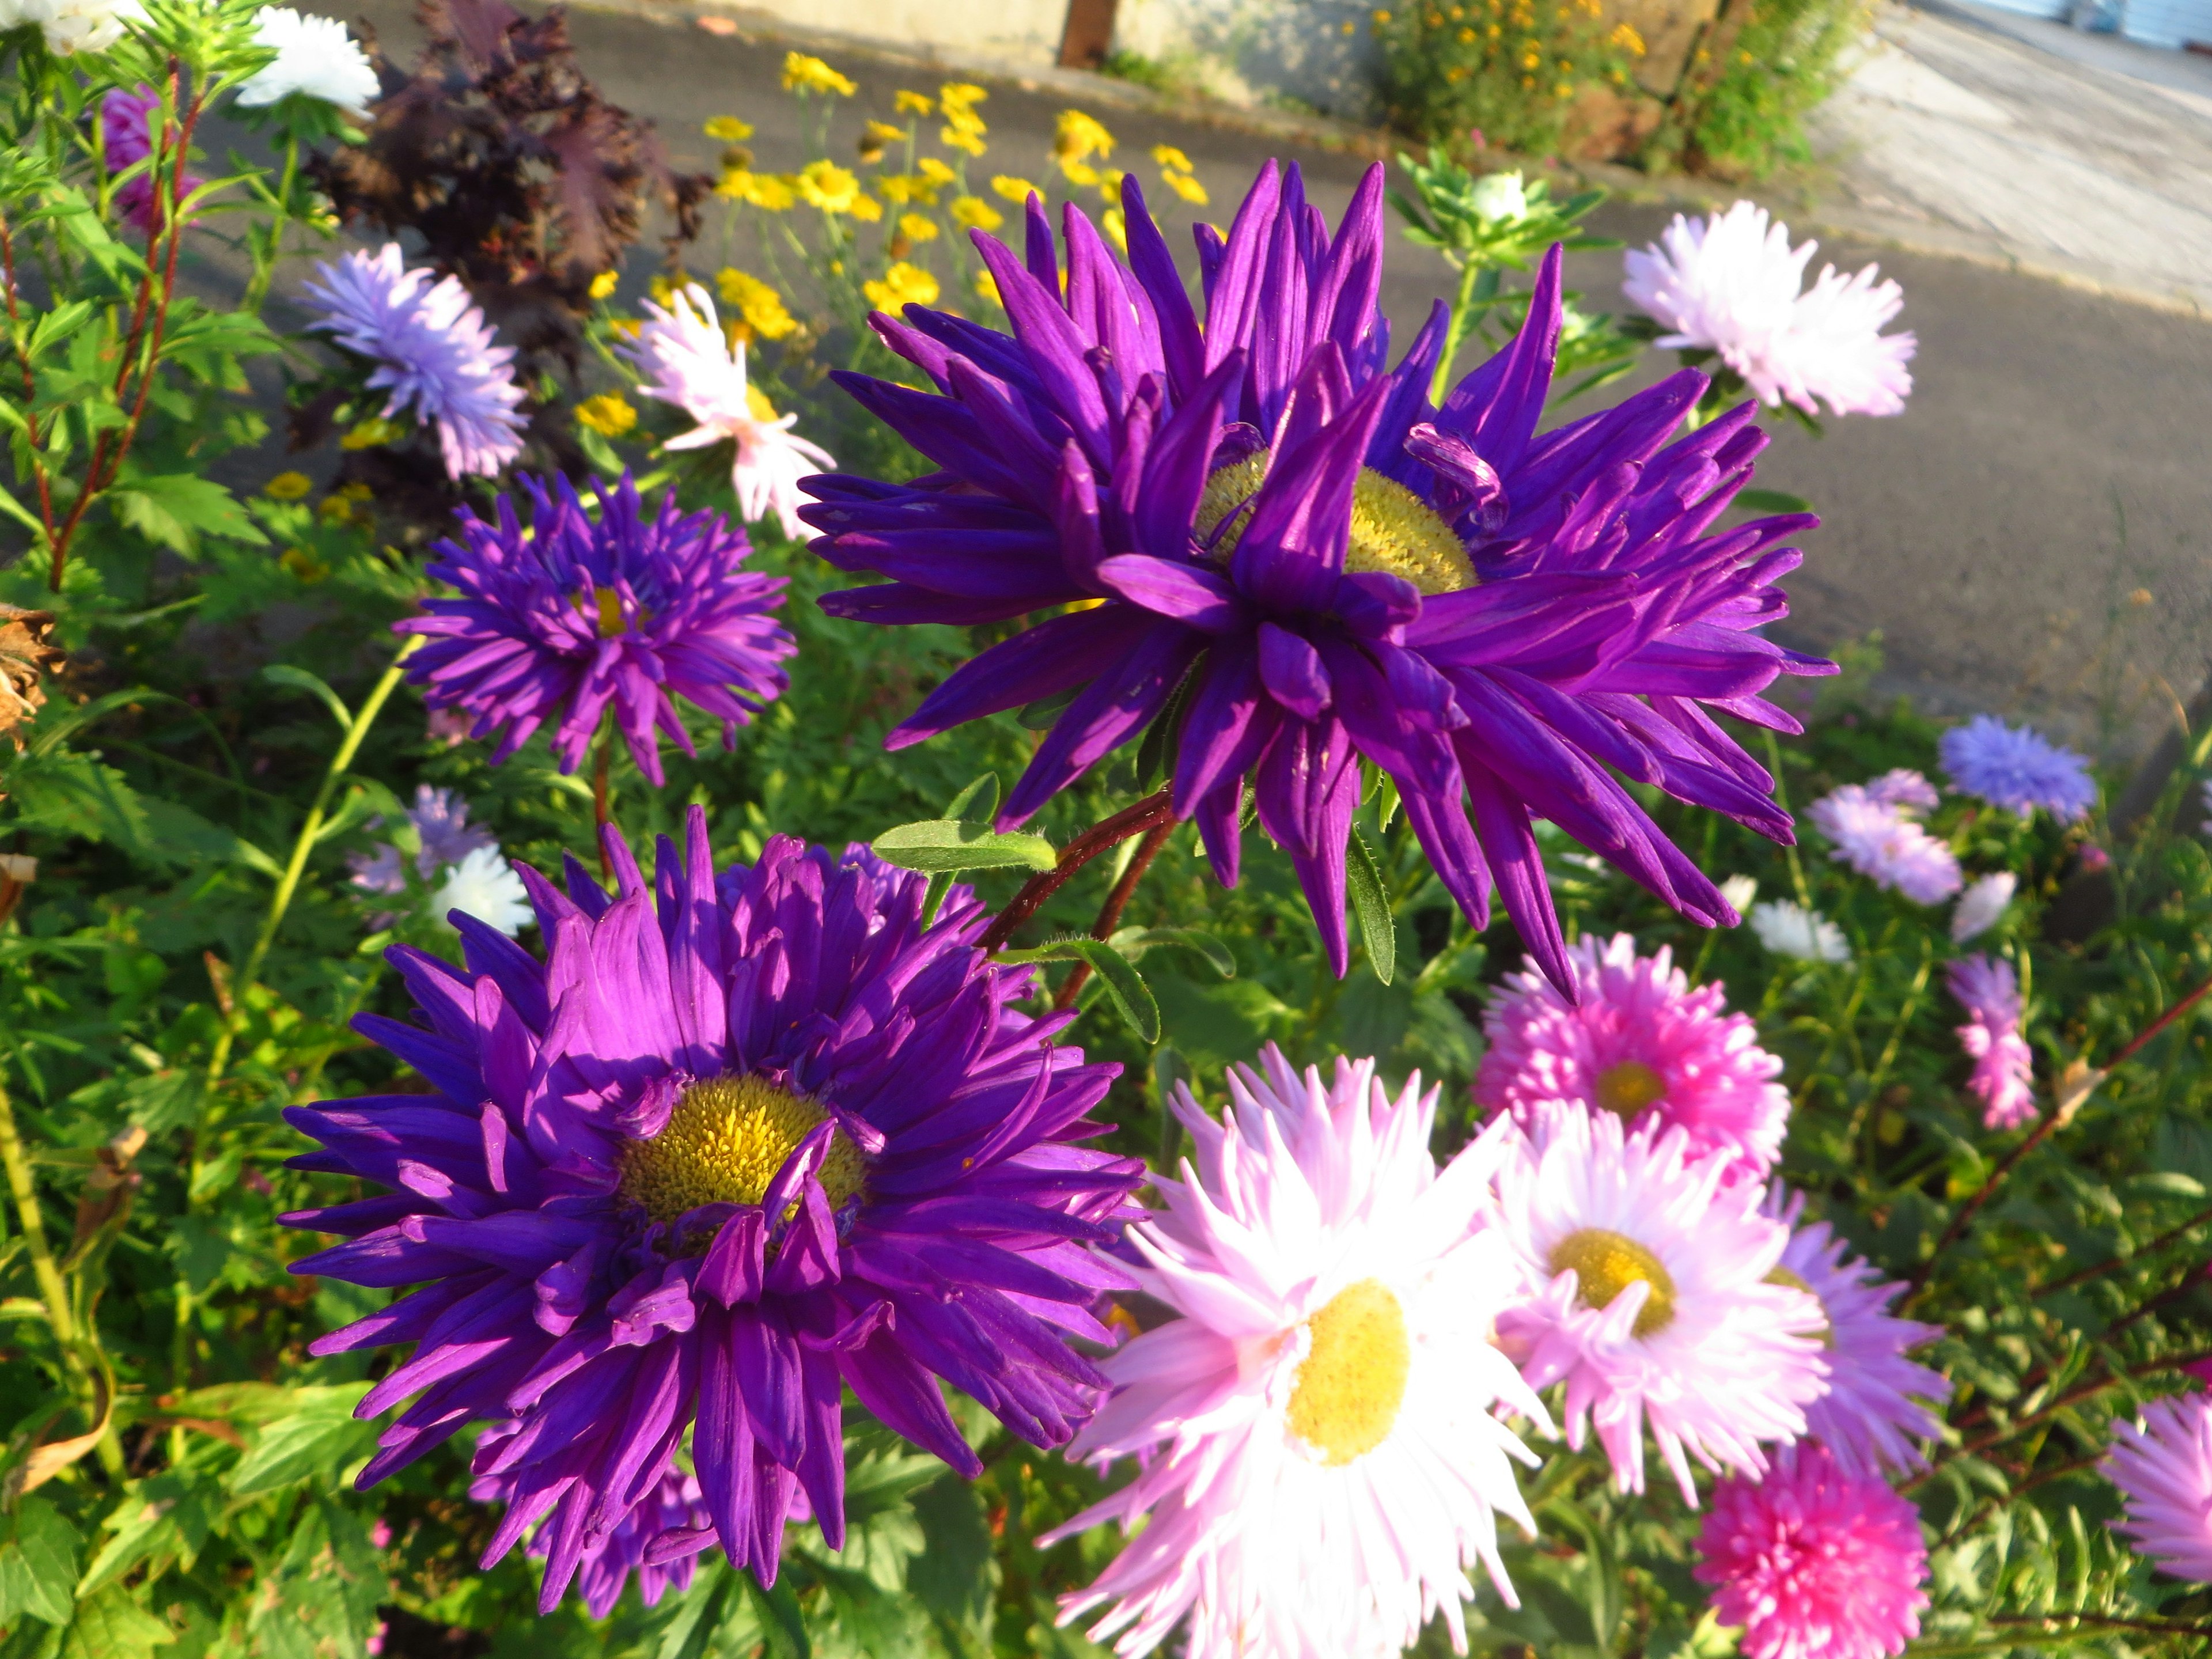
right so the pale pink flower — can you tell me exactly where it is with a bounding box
[1808,783,1961,904]
[1949,870,2016,944]
[1493,1107,1827,1502]
[1046,1047,1548,1659]
[1947,955,2035,1129]
[1695,1444,1930,1659]
[1864,768,1940,813]
[1475,933,1790,1185]
[1785,261,1916,418]
[2106,1393,2212,1584]
[620,283,833,539]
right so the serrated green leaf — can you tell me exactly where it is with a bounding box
[260,664,353,733]
[60,1587,173,1659]
[107,472,267,553]
[228,1384,377,1495]
[871,819,1056,874]
[245,1498,386,1659]
[0,1498,79,1627]
[78,1472,219,1597]
[1346,825,1396,986]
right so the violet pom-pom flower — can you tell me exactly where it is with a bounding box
[1807,782,1961,904]
[1946,954,2035,1129]
[282,817,1142,1608]
[1939,715,2097,822]
[1476,933,1789,1184]
[2106,1393,2212,1584]
[1767,1187,1950,1477]
[302,243,528,479]
[1694,1444,1930,1659]
[395,472,794,785]
[804,160,1832,991]
[101,85,203,235]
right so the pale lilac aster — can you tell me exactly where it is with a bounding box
[348,842,406,899]
[1949,870,2016,944]
[395,472,793,785]
[1750,900,1849,963]
[1695,1444,1930,1659]
[302,243,527,479]
[1864,768,1938,813]
[619,283,834,540]
[406,784,497,878]
[1494,1106,1826,1502]
[1767,1187,1950,1478]
[1938,715,2097,822]
[1806,784,1961,904]
[1046,1047,1548,1659]
[1946,954,2035,1129]
[1475,933,1789,1184]
[234,9,379,116]
[2106,1393,2212,1584]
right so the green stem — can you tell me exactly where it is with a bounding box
[1429,259,1484,408]
[592,715,615,877]
[1762,728,1813,909]
[0,1072,76,1350]
[203,635,422,1088]
[240,132,300,315]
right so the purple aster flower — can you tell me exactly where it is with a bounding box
[395,472,794,785]
[408,784,498,877]
[1806,782,1961,905]
[802,160,1832,988]
[1938,715,2097,823]
[101,84,203,236]
[282,816,1141,1609]
[301,243,528,479]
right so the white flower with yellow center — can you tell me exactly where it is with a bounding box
[1047,1046,1550,1659]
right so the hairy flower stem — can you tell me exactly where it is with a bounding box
[203,637,422,1089]
[1053,820,1175,1010]
[979,789,1176,955]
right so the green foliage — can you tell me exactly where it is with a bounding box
[1373,0,1643,160]
[1661,0,1873,179]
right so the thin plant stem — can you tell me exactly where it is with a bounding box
[979,790,1176,955]
[0,209,56,541]
[240,132,299,315]
[1429,259,1484,407]
[0,1071,77,1350]
[2035,1200,2212,1298]
[203,636,422,1088]
[1054,820,1175,1009]
[593,717,615,878]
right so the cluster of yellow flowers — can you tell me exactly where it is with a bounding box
[940,82,988,157]
[782,52,857,97]
[715,269,798,340]
[575,392,638,438]
[1391,0,1637,99]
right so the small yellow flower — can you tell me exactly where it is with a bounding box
[280,546,330,582]
[858,118,906,162]
[949,194,1003,231]
[608,317,642,339]
[898,212,940,243]
[1101,204,1127,252]
[1054,108,1115,163]
[340,415,408,450]
[1094,166,1127,201]
[1459,24,1474,39]
[703,116,753,142]
[940,122,987,157]
[1152,143,1195,173]
[917,156,957,188]
[862,259,941,310]
[895,89,934,115]
[974,266,1000,305]
[1555,79,1574,97]
[717,169,797,210]
[588,270,619,300]
[1162,169,1209,206]
[1372,6,1391,18]
[715,268,798,340]
[991,174,1042,203]
[1608,21,1646,53]
[1060,156,1100,187]
[938,81,988,116]
[745,384,779,423]
[783,51,857,96]
[848,192,884,222]
[262,470,313,501]
[796,159,863,213]
[575,392,638,437]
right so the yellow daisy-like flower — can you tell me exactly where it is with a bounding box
[1094,166,1127,201]
[1054,108,1114,162]
[941,120,987,157]
[714,268,798,340]
[949,194,1003,231]
[575,392,638,437]
[858,118,905,162]
[262,470,313,501]
[1151,143,1195,172]
[897,212,940,243]
[717,169,797,210]
[1609,20,1646,52]
[847,192,884,222]
[1100,204,1127,252]
[917,156,957,188]
[938,81,987,116]
[974,266,1000,305]
[783,51,857,96]
[1162,169,1209,206]
[340,415,408,450]
[877,174,919,205]
[862,260,941,311]
[796,159,862,213]
[895,89,934,115]
[279,546,329,582]
[1060,157,1100,187]
[588,270,619,300]
[703,116,753,142]
[991,174,1041,203]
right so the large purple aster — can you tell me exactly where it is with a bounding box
[282,815,1141,1609]
[396,472,795,785]
[801,161,1833,988]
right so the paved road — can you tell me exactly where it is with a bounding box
[324,0,2212,756]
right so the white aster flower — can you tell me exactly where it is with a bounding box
[1470,170,1528,224]
[1046,1046,1550,1659]
[0,0,143,54]
[236,8,380,118]
[1718,874,1759,919]
[620,283,834,540]
[1750,899,1850,963]
[1949,870,2016,944]
[431,845,532,937]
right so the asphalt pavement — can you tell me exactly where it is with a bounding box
[313,0,2212,757]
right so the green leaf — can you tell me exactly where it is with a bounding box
[999,938,1161,1042]
[244,1498,387,1659]
[228,1383,377,1495]
[1734,487,1815,516]
[78,1472,220,1597]
[871,819,1056,874]
[1345,825,1396,986]
[1107,926,1235,979]
[906,1476,998,1649]
[106,472,267,554]
[60,1588,174,1659]
[260,664,353,734]
[941,772,999,824]
[0,1498,80,1627]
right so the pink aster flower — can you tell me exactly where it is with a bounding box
[1475,933,1790,1185]
[2106,1393,2212,1584]
[1047,1046,1550,1659]
[1494,1107,1827,1502]
[101,85,204,236]
[1768,1187,1950,1477]
[1695,1444,1930,1659]
[620,283,834,539]
[1947,955,2035,1129]
[1808,783,1961,904]
[1864,768,1939,813]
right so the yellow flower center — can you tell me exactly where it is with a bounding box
[1594,1060,1667,1120]
[1765,1266,1833,1347]
[618,1074,867,1231]
[1283,1278,1410,1467]
[1549,1227,1676,1337]
[591,586,627,637]
[1194,454,1476,596]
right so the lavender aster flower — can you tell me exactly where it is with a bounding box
[302,243,528,479]
[1938,715,2097,822]
[804,161,1832,989]
[1806,782,1961,904]
[395,472,794,785]
[282,817,1141,1609]
[407,785,497,877]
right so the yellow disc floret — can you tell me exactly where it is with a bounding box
[1550,1227,1676,1337]
[1766,1266,1832,1346]
[1594,1059,1667,1120]
[619,1074,866,1232]
[1284,1278,1411,1466]
[1194,453,1476,596]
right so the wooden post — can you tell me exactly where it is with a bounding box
[1060,0,1119,68]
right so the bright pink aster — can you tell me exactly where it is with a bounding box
[1807,782,1960,905]
[1695,1444,1930,1659]
[2106,1393,2212,1584]
[1947,955,2035,1129]
[1476,933,1789,1185]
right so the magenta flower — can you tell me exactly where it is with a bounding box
[396,472,793,785]
[1475,933,1789,1184]
[1695,1444,1930,1659]
[101,85,203,235]
[1946,954,2035,1129]
[2106,1392,2212,1584]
